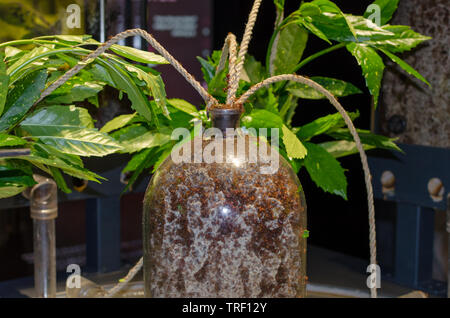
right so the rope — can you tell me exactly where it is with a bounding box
[237,74,378,298]
[104,257,143,298]
[216,33,238,105]
[227,0,263,102]
[35,28,217,107]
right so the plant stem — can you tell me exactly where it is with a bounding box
[292,42,346,72]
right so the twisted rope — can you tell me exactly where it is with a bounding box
[35,28,217,107]
[227,0,263,102]
[104,257,143,298]
[216,33,238,105]
[237,74,378,298]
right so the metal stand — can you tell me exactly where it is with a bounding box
[28,177,58,298]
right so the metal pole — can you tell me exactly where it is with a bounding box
[29,177,58,298]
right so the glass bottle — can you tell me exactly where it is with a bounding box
[143,108,307,297]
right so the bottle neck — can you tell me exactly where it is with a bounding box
[210,108,241,136]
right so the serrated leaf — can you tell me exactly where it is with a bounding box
[298,18,330,44]
[364,0,399,25]
[20,106,121,157]
[327,128,402,153]
[271,23,309,75]
[366,25,431,53]
[26,128,122,157]
[22,144,104,182]
[318,140,375,158]
[100,113,137,133]
[48,166,71,194]
[304,141,347,199]
[110,45,168,65]
[287,76,362,100]
[111,124,171,154]
[241,109,284,129]
[0,133,26,147]
[295,111,360,141]
[282,124,307,159]
[121,147,160,194]
[346,42,384,108]
[379,48,430,86]
[311,0,357,40]
[97,58,153,122]
[167,99,198,117]
[299,3,321,16]
[122,148,153,173]
[43,80,104,105]
[20,105,94,130]
[124,64,169,118]
[0,69,47,132]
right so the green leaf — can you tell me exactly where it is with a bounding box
[0,54,9,116]
[20,107,121,157]
[197,56,215,84]
[271,23,308,75]
[282,124,307,159]
[48,166,71,194]
[378,48,430,86]
[295,111,360,141]
[0,133,26,147]
[110,45,168,65]
[243,55,265,84]
[124,64,169,118]
[304,141,347,199]
[25,128,122,157]
[311,0,358,40]
[0,185,26,198]
[298,18,331,44]
[366,25,431,53]
[122,148,153,173]
[299,3,321,17]
[23,144,104,182]
[0,164,36,188]
[327,128,402,153]
[111,124,171,154]
[364,0,399,25]
[97,58,154,122]
[346,42,384,108]
[43,80,104,105]
[0,69,47,132]
[287,76,362,100]
[241,109,284,129]
[20,105,94,130]
[121,147,160,194]
[167,99,198,116]
[6,46,50,76]
[318,140,375,158]
[308,13,392,43]
[100,113,137,133]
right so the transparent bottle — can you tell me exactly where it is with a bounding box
[143,108,307,297]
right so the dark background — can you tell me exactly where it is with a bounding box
[0,0,379,282]
[212,0,375,259]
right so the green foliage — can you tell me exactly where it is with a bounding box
[0,0,429,199]
[196,0,428,198]
[0,35,168,197]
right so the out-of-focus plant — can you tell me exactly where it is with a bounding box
[0,34,169,198]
